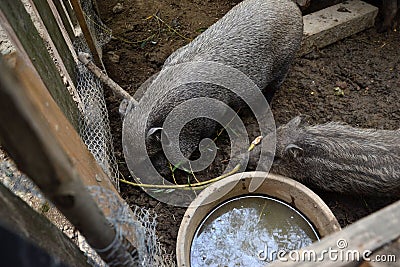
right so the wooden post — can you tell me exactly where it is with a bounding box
[0,55,138,266]
[69,0,103,68]
[62,0,78,28]
[268,200,400,266]
[27,0,83,111]
[359,238,400,267]
[0,0,79,129]
[32,0,76,85]
[0,183,90,267]
[50,0,76,41]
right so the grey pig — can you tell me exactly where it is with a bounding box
[269,116,400,197]
[122,0,303,174]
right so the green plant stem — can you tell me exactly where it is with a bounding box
[119,164,241,190]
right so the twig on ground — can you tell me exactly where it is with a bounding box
[119,135,264,190]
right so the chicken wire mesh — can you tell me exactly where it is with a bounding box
[87,186,176,267]
[73,1,176,266]
[0,150,175,267]
[74,0,119,191]
[0,0,175,266]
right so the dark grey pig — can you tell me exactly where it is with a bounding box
[270,116,400,197]
[122,0,303,175]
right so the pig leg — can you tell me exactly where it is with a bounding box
[378,0,398,32]
[264,65,291,103]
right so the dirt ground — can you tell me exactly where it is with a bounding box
[96,0,400,261]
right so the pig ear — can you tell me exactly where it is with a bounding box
[147,127,163,138]
[287,116,302,128]
[284,144,303,158]
[119,99,136,118]
[147,127,171,145]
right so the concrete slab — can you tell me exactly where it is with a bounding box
[300,0,379,55]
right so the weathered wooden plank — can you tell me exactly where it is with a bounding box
[62,0,78,28]
[4,52,119,196]
[4,52,112,192]
[23,0,81,99]
[268,200,400,266]
[300,0,379,55]
[0,183,90,267]
[50,0,75,41]
[70,0,103,68]
[359,238,400,267]
[0,0,79,129]
[30,0,77,86]
[0,55,137,266]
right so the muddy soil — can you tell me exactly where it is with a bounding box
[96,0,400,261]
